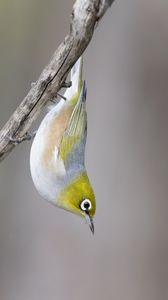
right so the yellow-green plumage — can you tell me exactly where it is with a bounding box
[57,172,96,217]
[60,100,86,162]
[60,134,79,162]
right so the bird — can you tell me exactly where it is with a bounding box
[30,56,96,233]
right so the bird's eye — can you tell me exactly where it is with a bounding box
[80,199,92,211]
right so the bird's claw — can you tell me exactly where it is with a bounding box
[61,81,72,88]
[7,131,37,144]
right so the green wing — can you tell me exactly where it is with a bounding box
[59,81,87,162]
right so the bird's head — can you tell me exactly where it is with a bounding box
[57,172,96,234]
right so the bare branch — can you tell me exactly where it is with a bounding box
[0,0,114,162]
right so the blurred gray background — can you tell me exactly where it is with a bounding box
[0,0,168,299]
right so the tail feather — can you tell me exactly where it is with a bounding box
[63,56,83,103]
[81,80,87,102]
[66,80,87,137]
[70,56,83,94]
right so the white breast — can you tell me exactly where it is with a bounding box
[30,101,66,204]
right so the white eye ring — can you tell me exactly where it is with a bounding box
[80,199,92,211]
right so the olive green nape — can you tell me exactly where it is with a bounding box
[57,172,96,218]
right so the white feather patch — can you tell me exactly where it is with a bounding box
[54,146,58,162]
[52,146,66,176]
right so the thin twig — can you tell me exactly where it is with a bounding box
[0,0,114,162]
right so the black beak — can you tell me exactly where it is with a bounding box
[85,213,94,234]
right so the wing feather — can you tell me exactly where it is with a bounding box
[59,81,87,162]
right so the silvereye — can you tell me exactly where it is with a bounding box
[30,57,96,233]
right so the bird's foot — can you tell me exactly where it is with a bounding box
[8,131,37,144]
[61,81,72,88]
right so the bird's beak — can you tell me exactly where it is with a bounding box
[85,213,94,234]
